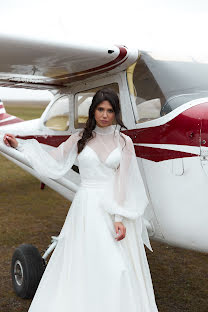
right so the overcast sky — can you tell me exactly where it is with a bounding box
[0,0,207,101]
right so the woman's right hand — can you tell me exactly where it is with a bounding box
[114,222,126,241]
[3,133,18,148]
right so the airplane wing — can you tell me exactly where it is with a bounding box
[0,34,138,90]
[0,34,138,200]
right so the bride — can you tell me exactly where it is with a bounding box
[3,88,159,311]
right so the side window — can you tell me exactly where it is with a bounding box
[133,58,165,123]
[74,83,119,128]
[44,95,70,131]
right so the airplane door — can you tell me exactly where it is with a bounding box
[69,73,135,132]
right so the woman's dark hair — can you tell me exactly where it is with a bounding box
[77,88,127,153]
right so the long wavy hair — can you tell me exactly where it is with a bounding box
[77,88,127,154]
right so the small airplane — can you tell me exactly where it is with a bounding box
[0,34,208,298]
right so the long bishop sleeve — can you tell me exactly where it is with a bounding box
[102,134,153,251]
[16,131,81,179]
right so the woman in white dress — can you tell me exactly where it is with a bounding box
[3,88,159,312]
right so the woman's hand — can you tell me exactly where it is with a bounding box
[3,133,18,148]
[114,222,126,241]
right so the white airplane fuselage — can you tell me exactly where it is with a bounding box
[0,46,208,253]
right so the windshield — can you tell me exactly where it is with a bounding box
[133,52,208,122]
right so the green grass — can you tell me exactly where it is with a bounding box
[0,153,70,311]
[0,106,208,311]
[5,104,46,121]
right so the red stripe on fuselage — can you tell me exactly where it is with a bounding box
[124,103,208,147]
[15,135,69,147]
[0,113,11,120]
[16,133,198,163]
[134,145,196,162]
[16,102,208,162]
[17,133,198,162]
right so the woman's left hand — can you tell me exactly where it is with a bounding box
[114,222,126,241]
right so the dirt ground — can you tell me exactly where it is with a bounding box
[0,106,208,311]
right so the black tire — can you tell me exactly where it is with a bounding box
[11,244,46,299]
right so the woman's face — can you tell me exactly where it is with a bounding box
[94,100,115,127]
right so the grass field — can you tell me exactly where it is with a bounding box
[0,106,208,311]
[5,103,47,121]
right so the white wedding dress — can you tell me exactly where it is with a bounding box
[14,125,158,312]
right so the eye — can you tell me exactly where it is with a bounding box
[108,109,114,113]
[97,107,104,111]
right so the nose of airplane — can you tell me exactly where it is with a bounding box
[0,100,23,127]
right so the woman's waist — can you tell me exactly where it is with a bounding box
[79,178,113,189]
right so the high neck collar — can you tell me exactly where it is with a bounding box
[94,125,115,135]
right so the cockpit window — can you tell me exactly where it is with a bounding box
[133,53,208,121]
[133,57,165,123]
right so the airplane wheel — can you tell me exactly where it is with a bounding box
[11,244,46,299]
